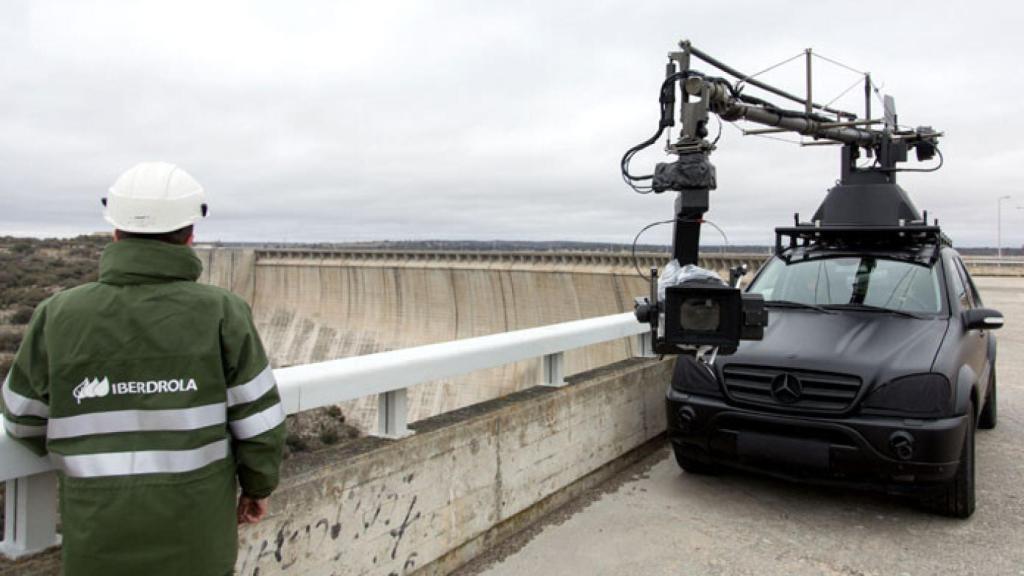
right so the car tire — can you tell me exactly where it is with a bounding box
[979,368,997,430]
[925,406,976,518]
[672,444,719,475]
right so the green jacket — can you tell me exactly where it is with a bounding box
[1,239,286,576]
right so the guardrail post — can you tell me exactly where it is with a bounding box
[633,331,657,358]
[375,389,413,439]
[0,472,60,559]
[541,352,566,387]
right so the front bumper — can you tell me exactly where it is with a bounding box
[667,388,968,491]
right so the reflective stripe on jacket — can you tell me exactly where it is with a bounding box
[0,239,286,576]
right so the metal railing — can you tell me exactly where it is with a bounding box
[0,312,650,559]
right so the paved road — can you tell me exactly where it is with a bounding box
[465,277,1024,576]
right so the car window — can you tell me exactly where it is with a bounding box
[949,258,971,310]
[954,257,982,307]
[748,256,943,314]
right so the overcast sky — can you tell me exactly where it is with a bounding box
[2,0,1021,247]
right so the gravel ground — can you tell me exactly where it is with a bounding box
[466,277,1024,576]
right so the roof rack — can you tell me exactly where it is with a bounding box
[775,223,951,264]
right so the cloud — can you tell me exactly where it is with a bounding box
[1,0,1021,247]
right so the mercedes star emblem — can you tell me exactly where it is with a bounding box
[770,373,803,403]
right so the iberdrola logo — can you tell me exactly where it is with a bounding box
[72,376,199,404]
[73,377,110,404]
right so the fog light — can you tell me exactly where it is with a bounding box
[889,431,915,461]
[677,406,697,433]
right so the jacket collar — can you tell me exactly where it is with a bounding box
[98,239,203,285]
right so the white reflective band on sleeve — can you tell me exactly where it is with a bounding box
[226,365,277,408]
[230,402,286,440]
[47,402,227,440]
[2,372,50,419]
[4,416,47,438]
[50,439,229,478]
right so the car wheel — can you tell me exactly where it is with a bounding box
[925,406,976,518]
[672,443,719,475]
[979,368,997,430]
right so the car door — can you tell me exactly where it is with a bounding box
[955,257,992,394]
[950,256,989,389]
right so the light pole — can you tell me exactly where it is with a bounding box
[1016,206,1024,257]
[998,195,1012,260]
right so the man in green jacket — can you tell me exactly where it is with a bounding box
[1,162,286,576]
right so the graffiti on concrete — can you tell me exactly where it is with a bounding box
[236,473,423,576]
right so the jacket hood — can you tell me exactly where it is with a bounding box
[722,309,948,387]
[98,238,203,285]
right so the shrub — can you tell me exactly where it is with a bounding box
[285,433,309,453]
[10,242,32,255]
[10,307,34,325]
[0,333,21,353]
[318,428,340,446]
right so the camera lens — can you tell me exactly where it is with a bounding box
[680,297,720,332]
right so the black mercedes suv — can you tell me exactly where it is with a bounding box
[667,201,1003,518]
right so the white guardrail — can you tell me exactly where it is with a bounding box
[0,312,650,559]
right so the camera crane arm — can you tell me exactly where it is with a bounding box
[627,40,943,356]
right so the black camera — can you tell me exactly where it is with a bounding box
[635,271,766,355]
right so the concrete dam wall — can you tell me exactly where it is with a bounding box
[194,248,762,430]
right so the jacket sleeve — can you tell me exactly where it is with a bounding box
[2,304,50,456]
[221,296,286,498]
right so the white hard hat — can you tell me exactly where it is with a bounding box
[104,162,208,233]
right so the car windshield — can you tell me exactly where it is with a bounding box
[748,256,943,314]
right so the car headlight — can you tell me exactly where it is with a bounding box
[861,373,951,416]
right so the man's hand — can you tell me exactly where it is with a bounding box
[237,494,269,525]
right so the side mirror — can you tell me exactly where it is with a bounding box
[963,308,1004,331]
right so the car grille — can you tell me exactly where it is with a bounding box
[721,365,863,412]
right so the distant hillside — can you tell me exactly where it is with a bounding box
[0,235,108,375]
[201,238,1021,257]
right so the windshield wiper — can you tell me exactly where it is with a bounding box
[822,303,924,319]
[764,300,834,314]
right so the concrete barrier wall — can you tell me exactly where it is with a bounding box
[961,261,1024,277]
[234,357,672,576]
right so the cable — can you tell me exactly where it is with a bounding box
[687,44,857,120]
[811,52,865,76]
[621,70,742,195]
[631,217,732,280]
[736,51,806,92]
[824,76,868,109]
[621,127,666,193]
[703,219,730,251]
[620,72,685,193]
[631,219,674,280]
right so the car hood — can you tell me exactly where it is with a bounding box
[721,309,949,386]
